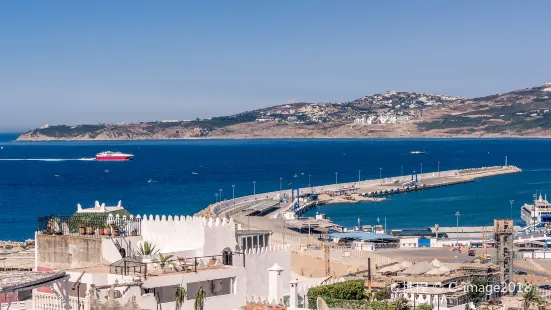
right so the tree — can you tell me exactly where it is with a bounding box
[394,296,409,310]
[194,286,207,310]
[522,282,543,310]
[137,241,159,256]
[374,286,391,301]
[175,286,187,310]
[466,277,488,306]
[417,304,432,310]
[151,253,174,271]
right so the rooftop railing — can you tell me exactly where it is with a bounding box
[37,214,141,238]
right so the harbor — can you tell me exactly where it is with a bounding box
[201,165,522,225]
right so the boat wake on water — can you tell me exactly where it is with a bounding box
[0,158,96,161]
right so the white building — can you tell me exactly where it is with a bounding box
[34,206,293,310]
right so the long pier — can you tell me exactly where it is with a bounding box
[205,165,522,218]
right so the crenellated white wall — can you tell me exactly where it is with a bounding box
[139,215,236,257]
[235,244,291,301]
[203,217,237,256]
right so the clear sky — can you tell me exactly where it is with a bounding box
[1,1,550,130]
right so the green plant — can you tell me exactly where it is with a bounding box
[194,286,207,310]
[137,241,159,256]
[152,253,174,270]
[175,286,187,310]
[522,282,543,310]
[417,304,432,310]
[307,280,366,309]
[393,296,409,310]
[466,277,488,306]
[374,286,391,301]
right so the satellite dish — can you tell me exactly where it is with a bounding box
[316,297,329,310]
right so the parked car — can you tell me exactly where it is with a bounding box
[514,270,528,275]
[539,284,551,290]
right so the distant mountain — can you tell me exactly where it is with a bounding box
[17,83,551,141]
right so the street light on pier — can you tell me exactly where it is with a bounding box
[358,170,361,183]
[308,174,312,191]
[253,181,256,195]
[232,184,235,199]
[401,165,403,179]
[420,163,423,179]
[379,168,383,184]
[455,211,460,263]
[215,193,219,203]
[509,200,514,221]
[438,161,440,178]
[219,188,223,201]
[335,172,338,185]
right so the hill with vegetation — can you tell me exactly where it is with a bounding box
[17,83,551,140]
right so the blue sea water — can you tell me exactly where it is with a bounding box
[1,133,550,241]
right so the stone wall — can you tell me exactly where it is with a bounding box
[37,235,104,270]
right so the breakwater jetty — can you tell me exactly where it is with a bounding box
[197,165,522,219]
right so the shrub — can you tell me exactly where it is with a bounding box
[307,280,366,309]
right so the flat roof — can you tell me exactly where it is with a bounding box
[0,271,67,293]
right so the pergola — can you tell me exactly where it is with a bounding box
[0,271,70,310]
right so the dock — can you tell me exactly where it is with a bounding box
[206,165,522,220]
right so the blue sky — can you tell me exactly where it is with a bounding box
[1,1,550,130]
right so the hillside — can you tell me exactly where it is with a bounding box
[17,83,551,141]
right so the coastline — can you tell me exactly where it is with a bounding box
[13,135,551,142]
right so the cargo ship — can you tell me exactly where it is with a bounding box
[410,151,426,155]
[95,151,134,161]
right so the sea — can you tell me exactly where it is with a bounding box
[1,133,551,241]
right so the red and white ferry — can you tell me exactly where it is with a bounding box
[95,151,134,161]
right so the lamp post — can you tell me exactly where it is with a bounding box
[420,163,423,179]
[219,188,223,201]
[510,200,514,221]
[455,211,460,263]
[438,161,440,178]
[232,184,235,199]
[379,168,383,184]
[358,170,361,184]
[308,174,312,191]
[215,193,219,203]
[401,165,403,179]
[253,181,256,195]
[335,172,338,185]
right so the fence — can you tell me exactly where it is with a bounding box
[33,292,88,310]
[37,214,142,239]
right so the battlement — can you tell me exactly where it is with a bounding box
[138,214,233,227]
[243,244,290,256]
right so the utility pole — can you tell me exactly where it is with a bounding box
[324,231,330,276]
